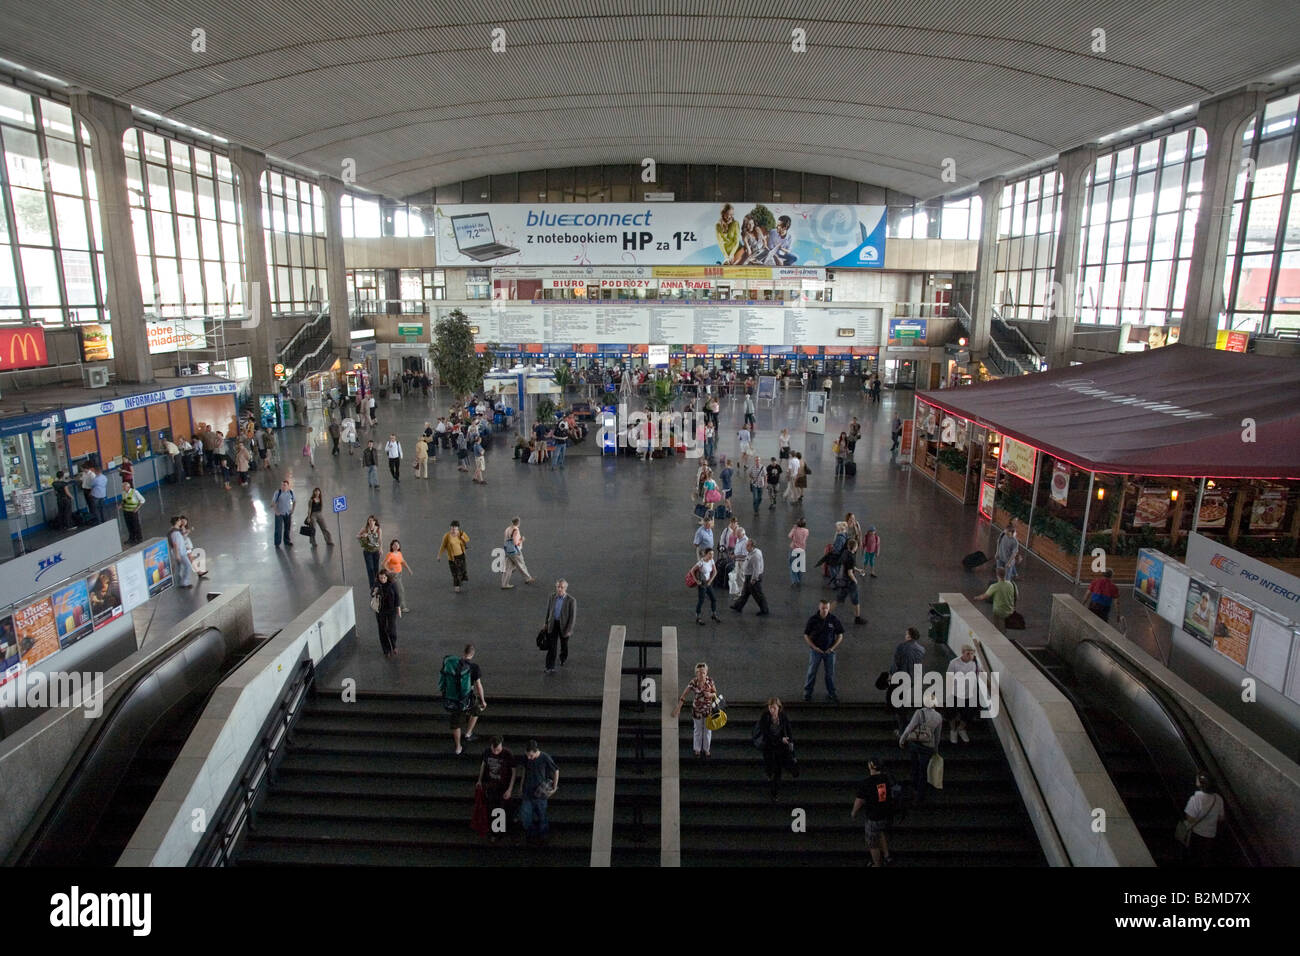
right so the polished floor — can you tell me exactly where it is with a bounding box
[17,384,1080,702]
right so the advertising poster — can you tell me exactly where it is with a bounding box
[1245,612,1294,693]
[434,202,887,268]
[87,564,124,629]
[0,613,19,679]
[1156,563,1191,627]
[1133,550,1163,609]
[117,551,150,612]
[1050,460,1071,505]
[14,596,59,669]
[887,319,927,346]
[1119,324,1180,352]
[900,420,914,458]
[50,579,94,649]
[1215,330,1250,352]
[1000,436,1037,483]
[1212,595,1254,668]
[1182,578,1219,646]
[1133,487,1172,527]
[1197,490,1228,530]
[142,540,173,597]
[1249,489,1286,532]
[980,482,995,518]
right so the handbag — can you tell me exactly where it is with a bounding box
[1176,794,1220,847]
[705,706,727,731]
[875,670,890,691]
[536,628,549,651]
[694,503,708,518]
[298,520,313,537]
[369,589,382,613]
[705,488,722,503]
[685,567,699,588]
[927,753,945,790]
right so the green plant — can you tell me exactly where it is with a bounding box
[536,398,558,422]
[553,365,573,389]
[936,447,968,473]
[430,309,491,398]
[997,487,1031,523]
[649,377,674,412]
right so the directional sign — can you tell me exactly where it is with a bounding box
[332,495,348,514]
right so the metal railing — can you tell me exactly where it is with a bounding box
[991,308,1044,366]
[284,332,334,385]
[190,654,314,866]
[277,305,330,362]
[953,301,972,336]
[987,339,1028,377]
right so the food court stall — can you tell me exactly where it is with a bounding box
[913,345,1300,583]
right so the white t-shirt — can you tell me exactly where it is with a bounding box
[1183,791,1225,837]
[788,457,802,478]
[696,558,715,583]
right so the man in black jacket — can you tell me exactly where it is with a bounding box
[542,579,577,674]
[362,440,380,488]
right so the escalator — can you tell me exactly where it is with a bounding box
[1017,640,1259,867]
[8,626,265,866]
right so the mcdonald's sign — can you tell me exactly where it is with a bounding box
[0,327,48,370]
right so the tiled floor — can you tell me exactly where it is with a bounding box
[13,385,1078,702]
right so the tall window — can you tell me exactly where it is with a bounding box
[994,170,1062,319]
[940,193,983,240]
[339,193,381,238]
[0,84,105,328]
[1223,90,1300,333]
[1076,128,1206,325]
[123,128,245,317]
[262,169,327,313]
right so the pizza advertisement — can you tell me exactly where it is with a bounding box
[1197,490,1228,530]
[1049,460,1071,505]
[1133,487,1172,528]
[1211,595,1254,668]
[1249,489,1286,532]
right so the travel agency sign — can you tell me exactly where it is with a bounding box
[434,202,886,268]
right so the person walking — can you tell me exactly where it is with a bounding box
[851,756,896,867]
[862,525,881,577]
[765,457,783,510]
[500,517,536,588]
[995,520,1022,582]
[541,579,577,673]
[1181,773,1226,866]
[890,626,926,731]
[788,518,809,586]
[357,515,382,589]
[899,692,942,804]
[384,434,403,482]
[372,568,399,657]
[753,697,798,800]
[747,456,766,515]
[730,540,770,616]
[362,439,380,488]
[306,488,334,546]
[120,480,146,545]
[778,428,791,460]
[890,415,903,454]
[550,418,568,469]
[341,416,357,456]
[88,466,109,525]
[472,434,487,484]
[169,515,196,588]
[235,442,251,485]
[328,419,342,457]
[737,424,751,459]
[52,470,74,530]
[743,393,756,429]
[946,644,980,744]
[975,567,1017,633]
[303,426,317,470]
[1085,569,1120,623]
[788,452,807,505]
[518,740,559,846]
[834,431,848,477]
[367,393,377,426]
[444,644,487,755]
[690,548,721,624]
[844,512,863,549]
[414,436,430,479]
[437,520,471,592]
[271,479,295,548]
[264,428,279,468]
[830,539,867,625]
[477,736,518,843]
[803,599,845,702]
[672,662,720,757]
[382,539,413,612]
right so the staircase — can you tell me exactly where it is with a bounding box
[230,692,600,866]
[278,307,336,386]
[988,309,1042,375]
[678,701,1045,866]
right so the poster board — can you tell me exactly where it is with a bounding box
[1156,563,1191,628]
[1246,612,1295,693]
[1000,436,1036,482]
[1182,577,1219,646]
[1211,594,1254,667]
[757,376,778,402]
[1133,549,1163,609]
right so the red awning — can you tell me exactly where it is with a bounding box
[917,344,1300,478]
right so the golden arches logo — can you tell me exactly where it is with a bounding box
[5,330,44,368]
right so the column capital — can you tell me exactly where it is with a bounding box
[227,145,268,182]
[1056,144,1098,191]
[68,91,133,140]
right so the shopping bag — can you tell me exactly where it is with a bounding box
[927,752,945,790]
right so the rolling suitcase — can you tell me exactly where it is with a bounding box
[844,461,857,477]
[962,550,989,571]
[714,504,730,520]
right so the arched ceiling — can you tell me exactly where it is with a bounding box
[3,0,1299,200]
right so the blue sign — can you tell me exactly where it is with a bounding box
[332,495,348,514]
[604,384,616,393]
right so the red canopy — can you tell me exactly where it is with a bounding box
[917,344,1300,478]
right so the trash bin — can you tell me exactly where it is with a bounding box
[928,602,951,646]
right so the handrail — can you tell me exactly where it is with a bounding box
[589,625,627,867]
[277,305,330,362]
[284,331,334,384]
[992,311,1043,364]
[987,339,1025,376]
[660,625,680,868]
[953,301,972,333]
[190,652,314,866]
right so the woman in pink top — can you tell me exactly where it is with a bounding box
[788,518,809,586]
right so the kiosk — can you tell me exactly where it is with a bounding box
[805,389,827,435]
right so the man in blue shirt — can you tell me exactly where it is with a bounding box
[88,467,109,525]
[766,215,797,265]
[804,600,844,702]
[271,480,295,548]
[693,517,714,559]
[518,739,559,845]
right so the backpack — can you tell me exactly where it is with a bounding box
[439,655,472,711]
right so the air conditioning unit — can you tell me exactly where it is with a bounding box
[86,366,110,388]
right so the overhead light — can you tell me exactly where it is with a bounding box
[1206,480,1216,489]
[1096,486,1105,500]
[1170,489,1179,501]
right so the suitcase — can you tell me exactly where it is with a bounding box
[694,503,709,519]
[844,461,857,477]
[962,550,989,571]
[714,504,730,520]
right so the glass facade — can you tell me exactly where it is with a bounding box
[0,85,105,328]
[1076,127,1206,325]
[994,170,1063,320]
[1224,89,1300,333]
[262,168,327,313]
[123,128,246,317]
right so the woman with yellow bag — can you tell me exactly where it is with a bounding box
[672,662,722,758]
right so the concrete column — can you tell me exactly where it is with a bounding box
[318,176,352,361]
[228,147,277,393]
[1045,145,1096,369]
[69,92,152,384]
[967,177,1004,357]
[1180,90,1267,347]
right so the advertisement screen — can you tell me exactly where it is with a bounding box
[435,203,887,268]
[887,319,928,346]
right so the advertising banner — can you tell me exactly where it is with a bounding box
[86,564,124,629]
[1119,324,1180,352]
[1183,577,1219,646]
[0,613,18,683]
[434,203,886,268]
[1185,532,1300,623]
[1157,563,1191,626]
[142,540,173,596]
[887,319,927,346]
[116,551,150,612]
[1215,330,1250,352]
[0,326,49,371]
[979,482,995,518]
[1000,436,1036,483]
[50,579,94,649]
[1197,490,1228,530]
[1133,487,1172,528]
[145,319,208,354]
[1050,460,1071,505]
[15,596,59,669]
[1134,550,1163,609]
[1249,488,1286,531]
[1212,595,1254,668]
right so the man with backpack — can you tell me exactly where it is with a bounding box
[851,756,896,866]
[441,644,486,756]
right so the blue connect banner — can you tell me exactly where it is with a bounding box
[435,203,886,269]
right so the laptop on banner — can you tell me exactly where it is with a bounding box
[450,213,519,261]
